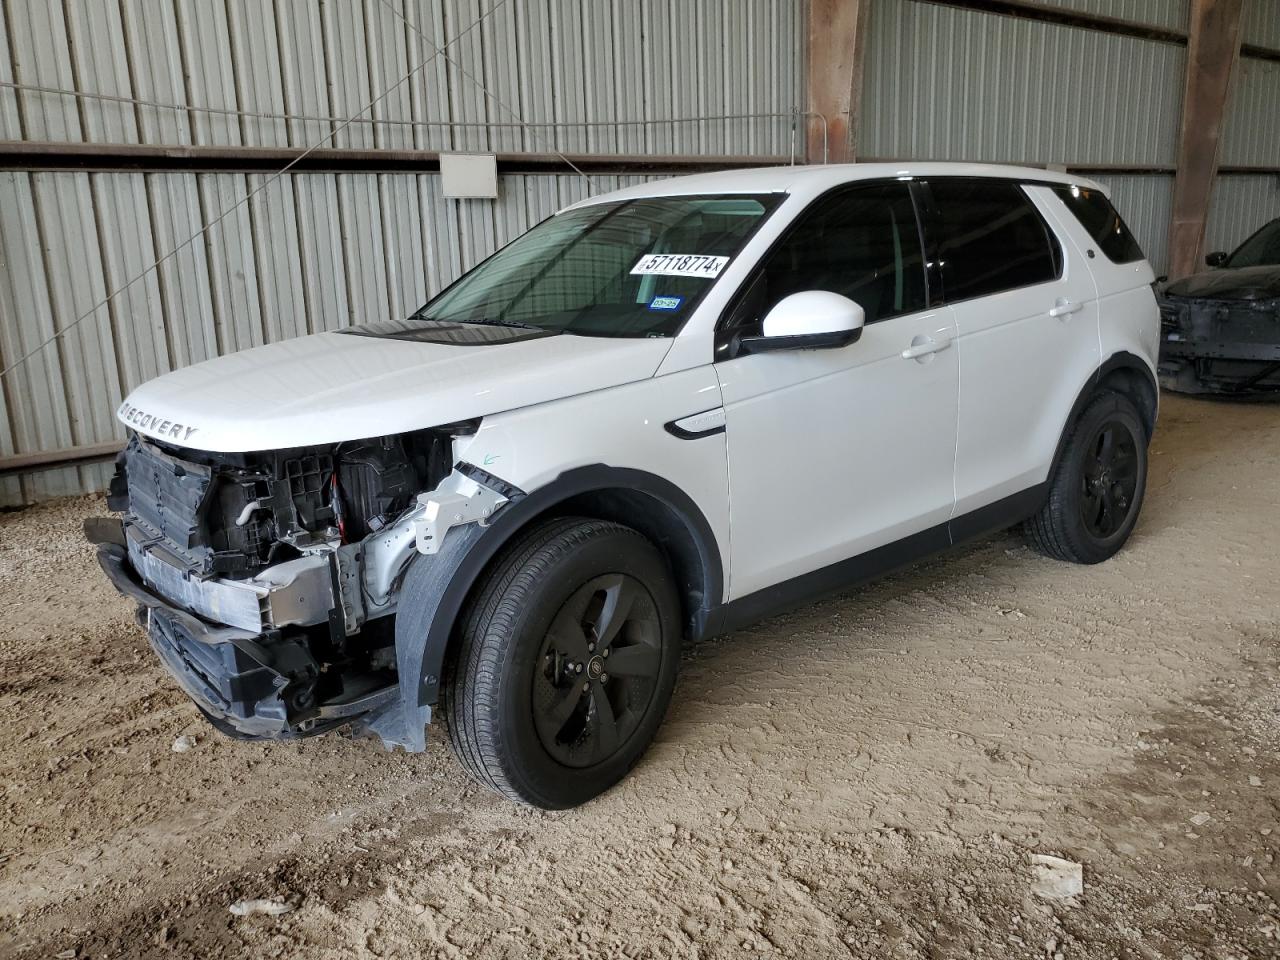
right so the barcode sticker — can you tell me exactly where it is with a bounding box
[630,253,730,279]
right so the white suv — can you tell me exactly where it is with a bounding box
[92,163,1160,808]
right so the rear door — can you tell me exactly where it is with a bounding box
[921,178,1100,518]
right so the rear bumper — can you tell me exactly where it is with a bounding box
[97,542,391,739]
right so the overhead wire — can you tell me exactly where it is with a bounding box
[0,79,807,134]
[0,0,513,382]
[371,0,600,191]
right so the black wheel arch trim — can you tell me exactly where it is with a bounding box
[1050,351,1157,479]
[400,463,724,713]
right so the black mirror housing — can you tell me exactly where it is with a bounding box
[737,327,862,355]
[1205,251,1228,268]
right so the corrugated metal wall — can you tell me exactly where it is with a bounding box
[860,0,1186,167]
[1221,57,1280,168]
[1206,175,1280,255]
[859,0,1185,272]
[0,0,805,506]
[1034,0,1190,31]
[1242,0,1280,49]
[0,0,804,156]
[861,0,1280,277]
[1212,4,1280,260]
[0,170,663,504]
[2,0,1278,505]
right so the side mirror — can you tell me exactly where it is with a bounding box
[1205,251,1228,268]
[740,291,865,354]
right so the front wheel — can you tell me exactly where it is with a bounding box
[443,517,681,808]
[1023,390,1149,564]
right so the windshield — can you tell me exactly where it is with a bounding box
[1227,218,1280,268]
[414,194,781,338]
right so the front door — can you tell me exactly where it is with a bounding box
[715,182,960,600]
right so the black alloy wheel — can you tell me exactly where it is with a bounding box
[441,517,681,808]
[1079,419,1140,539]
[532,573,663,768]
[1024,389,1149,564]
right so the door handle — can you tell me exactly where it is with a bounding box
[901,334,952,360]
[1049,298,1083,319]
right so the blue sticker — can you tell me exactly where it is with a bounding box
[648,295,683,312]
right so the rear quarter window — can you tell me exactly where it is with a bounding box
[928,179,1062,302]
[1052,185,1145,264]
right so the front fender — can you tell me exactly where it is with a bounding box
[362,463,723,752]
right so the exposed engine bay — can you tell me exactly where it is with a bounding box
[92,423,510,742]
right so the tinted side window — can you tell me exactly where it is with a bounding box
[725,182,927,329]
[929,180,1061,301]
[1052,185,1145,264]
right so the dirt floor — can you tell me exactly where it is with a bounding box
[1,392,1279,959]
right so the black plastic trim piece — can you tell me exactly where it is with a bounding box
[1048,352,1158,479]
[737,326,864,354]
[411,464,725,706]
[947,483,1050,544]
[710,482,1049,637]
[663,412,727,440]
[454,460,527,501]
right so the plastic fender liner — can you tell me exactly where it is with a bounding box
[365,522,488,752]
[367,463,723,752]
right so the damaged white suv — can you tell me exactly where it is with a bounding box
[92,164,1160,808]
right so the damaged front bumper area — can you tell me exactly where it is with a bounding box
[92,432,512,747]
[96,537,393,738]
[1158,294,1280,395]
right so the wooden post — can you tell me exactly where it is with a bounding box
[807,0,870,164]
[1168,0,1245,279]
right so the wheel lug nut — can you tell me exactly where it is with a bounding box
[587,642,595,652]
[600,672,609,683]
[602,649,609,658]
[574,663,583,673]
[582,682,590,692]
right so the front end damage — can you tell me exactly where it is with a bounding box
[1158,293,1280,395]
[89,426,515,748]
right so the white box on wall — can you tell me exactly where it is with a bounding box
[440,153,499,199]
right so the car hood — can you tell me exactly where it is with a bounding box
[1163,265,1280,301]
[117,321,673,452]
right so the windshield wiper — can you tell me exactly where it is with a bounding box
[419,314,549,332]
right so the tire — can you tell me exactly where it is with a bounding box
[1023,390,1149,564]
[442,517,681,808]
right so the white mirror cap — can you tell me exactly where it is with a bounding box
[762,291,866,339]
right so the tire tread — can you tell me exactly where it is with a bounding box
[1023,389,1146,564]
[444,517,660,807]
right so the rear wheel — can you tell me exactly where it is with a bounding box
[1024,390,1149,564]
[443,517,680,808]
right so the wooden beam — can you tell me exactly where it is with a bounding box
[807,0,870,163]
[1168,0,1245,280]
[0,441,123,477]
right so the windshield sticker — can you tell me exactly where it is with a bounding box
[630,253,729,279]
[648,295,683,312]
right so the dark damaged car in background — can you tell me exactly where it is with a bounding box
[1158,217,1280,396]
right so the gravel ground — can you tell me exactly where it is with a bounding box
[1,392,1278,959]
